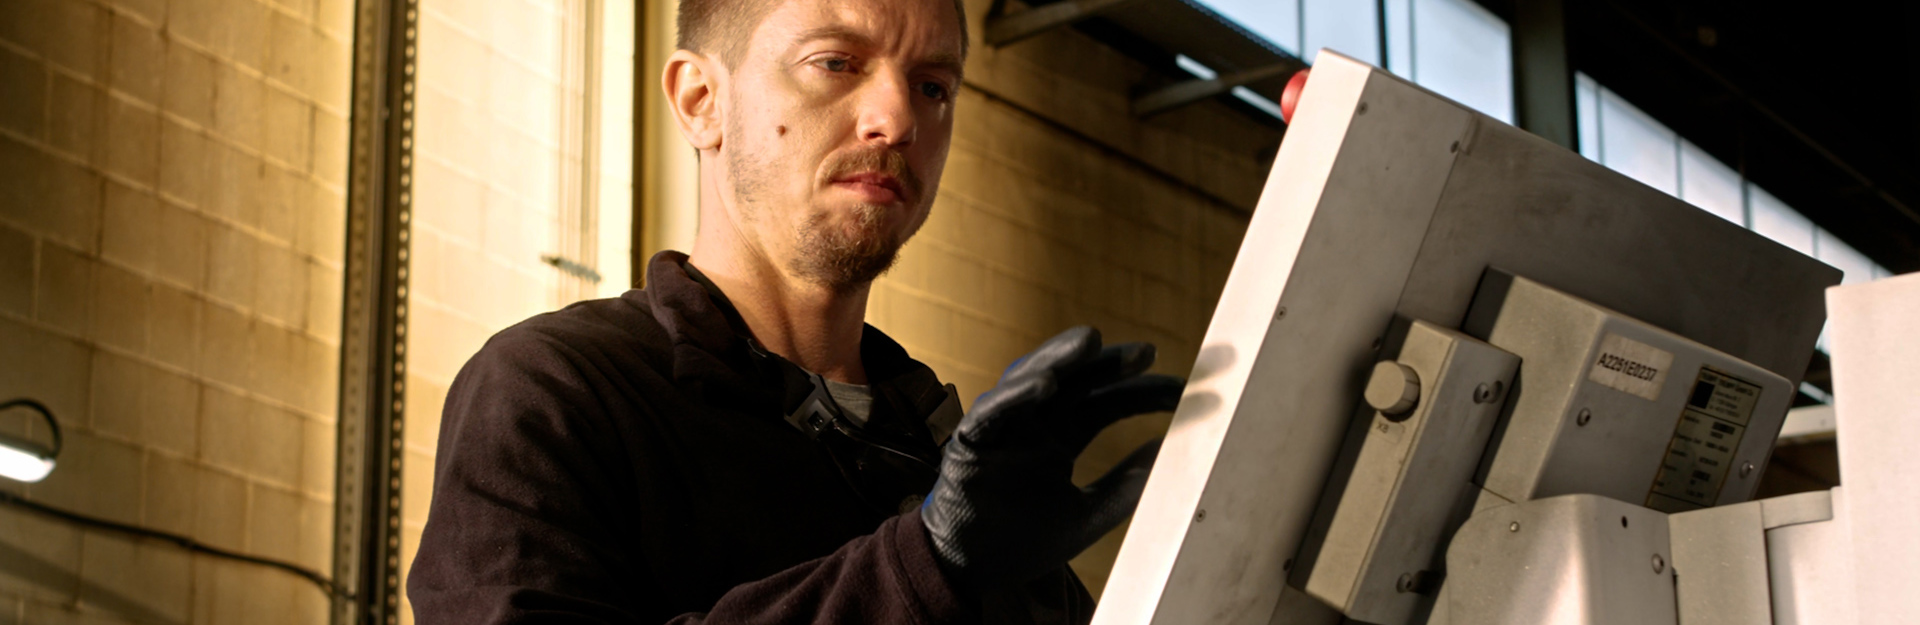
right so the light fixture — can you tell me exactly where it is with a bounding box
[0,399,60,483]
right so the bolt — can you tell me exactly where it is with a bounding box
[1275,306,1288,319]
[1378,421,1390,433]
[1508,521,1520,533]
[1653,554,1666,574]
[1740,462,1755,478]
[1576,409,1592,426]
[1396,573,1414,593]
[1195,509,1207,523]
[1357,102,1369,115]
[1474,384,1493,403]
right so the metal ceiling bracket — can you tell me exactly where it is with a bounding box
[334,0,416,620]
[985,0,1147,48]
[1132,62,1297,117]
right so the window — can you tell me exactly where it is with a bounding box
[1678,141,1743,225]
[1302,0,1379,66]
[1197,0,1512,121]
[1575,72,1890,286]
[1201,0,1302,55]
[1748,186,1815,257]
[1400,0,1513,123]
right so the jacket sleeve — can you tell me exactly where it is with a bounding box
[404,329,975,625]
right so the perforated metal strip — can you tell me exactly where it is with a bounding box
[334,0,415,621]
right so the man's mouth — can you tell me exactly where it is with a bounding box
[831,172,906,204]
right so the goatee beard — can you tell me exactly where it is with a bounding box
[791,202,902,290]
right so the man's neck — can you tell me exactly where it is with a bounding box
[688,248,872,385]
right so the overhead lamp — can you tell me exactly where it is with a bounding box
[0,399,60,483]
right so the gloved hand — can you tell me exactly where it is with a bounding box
[921,326,1185,588]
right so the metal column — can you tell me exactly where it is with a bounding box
[1512,0,1575,150]
[334,0,417,620]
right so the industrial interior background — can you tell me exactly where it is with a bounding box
[0,0,1912,623]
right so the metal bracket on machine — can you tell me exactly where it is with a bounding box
[1289,319,1520,625]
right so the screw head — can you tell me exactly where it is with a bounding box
[1653,554,1667,574]
[1275,306,1288,319]
[1473,384,1493,404]
[1195,509,1207,523]
[1396,573,1414,593]
[1508,521,1521,532]
[1576,408,1593,426]
[1740,461,1755,478]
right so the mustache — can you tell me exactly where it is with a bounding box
[821,147,922,203]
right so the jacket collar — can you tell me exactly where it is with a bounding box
[633,251,958,441]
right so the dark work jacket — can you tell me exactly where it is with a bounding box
[407,251,1094,624]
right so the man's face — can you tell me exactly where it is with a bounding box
[717,0,963,289]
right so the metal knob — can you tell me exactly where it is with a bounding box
[1365,361,1421,418]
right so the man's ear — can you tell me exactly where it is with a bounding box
[663,50,724,151]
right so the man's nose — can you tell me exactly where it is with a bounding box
[855,73,917,148]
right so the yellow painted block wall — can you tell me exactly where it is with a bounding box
[859,0,1279,596]
[396,0,1277,614]
[0,0,352,622]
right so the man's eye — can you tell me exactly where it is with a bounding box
[819,58,852,73]
[919,81,949,101]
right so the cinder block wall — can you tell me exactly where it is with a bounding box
[400,0,585,623]
[396,0,1277,612]
[861,0,1279,596]
[0,0,351,622]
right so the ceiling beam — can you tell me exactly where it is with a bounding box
[985,0,1147,48]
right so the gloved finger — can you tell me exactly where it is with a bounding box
[1066,374,1185,442]
[958,373,1057,446]
[1000,326,1102,383]
[1070,438,1163,555]
[1055,342,1158,393]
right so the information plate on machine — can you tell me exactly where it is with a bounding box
[1647,367,1763,511]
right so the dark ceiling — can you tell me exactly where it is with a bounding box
[1546,0,1920,273]
[1048,0,1920,272]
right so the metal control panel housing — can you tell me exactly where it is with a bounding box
[1093,51,1838,625]
[1291,320,1519,624]
[1464,271,1794,512]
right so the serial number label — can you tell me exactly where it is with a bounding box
[1646,367,1763,512]
[1587,333,1674,401]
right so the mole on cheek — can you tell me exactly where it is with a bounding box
[776,125,787,136]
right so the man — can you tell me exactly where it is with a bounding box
[406,0,1181,621]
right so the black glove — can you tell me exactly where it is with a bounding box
[921,326,1184,588]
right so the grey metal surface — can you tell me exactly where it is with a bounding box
[1758,489,1833,529]
[1395,111,1836,382]
[1826,275,1920,624]
[1263,583,1344,625]
[334,0,416,621]
[1293,321,1518,625]
[1463,272,1795,512]
[1668,500,1772,625]
[1095,58,1476,625]
[1094,52,1836,625]
[1767,488,1858,625]
[1445,494,1676,625]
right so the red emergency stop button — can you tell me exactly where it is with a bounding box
[1280,69,1310,124]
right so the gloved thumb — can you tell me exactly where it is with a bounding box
[1070,438,1163,555]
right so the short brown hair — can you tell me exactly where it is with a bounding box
[677,0,970,67]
